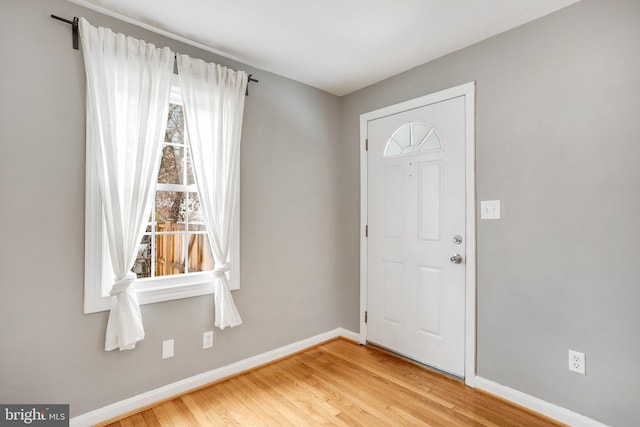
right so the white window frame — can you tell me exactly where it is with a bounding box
[84,75,240,314]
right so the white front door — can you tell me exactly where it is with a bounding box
[366,92,467,377]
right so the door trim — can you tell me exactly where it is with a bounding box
[359,81,476,387]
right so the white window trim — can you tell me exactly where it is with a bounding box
[84,75,240,314]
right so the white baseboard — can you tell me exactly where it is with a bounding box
[334,328,359,342]
[71,328,358,427]
[475,376,609,427]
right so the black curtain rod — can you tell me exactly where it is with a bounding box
[50,14,258,95]
[51,14,79,49]
[172,55,259,83]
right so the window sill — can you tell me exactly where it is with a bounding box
[84,272,238,314]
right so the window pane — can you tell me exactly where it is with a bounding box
[391,123,411,149]
[165,104,184,143]
[187,223,206,232]
[155,232,186,277]
[156,191,186,223]
[132,234,153,278]
[412,123,430,147]
[187,192,205,223]
[420,129,442,152]
[384,139,403,157]
[158,145,187,185]
[188,233,214,273]
[186,149,195,185]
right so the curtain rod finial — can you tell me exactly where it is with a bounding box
[51,14,80,50]
[72,17,79,50]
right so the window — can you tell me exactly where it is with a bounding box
[132,104,214,279]
[383,122,442,158]
[84,76,240,314]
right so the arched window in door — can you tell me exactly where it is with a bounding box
[383,122,442,158]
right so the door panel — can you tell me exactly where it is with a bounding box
[383,166,403,239]
[367,95,466,377]
[382,261,403,324]
[418,161,442,242]
[417,266,442,336]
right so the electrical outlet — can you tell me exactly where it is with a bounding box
[568,350,585,375]
[203,331,213,349]
[162,339,174,359]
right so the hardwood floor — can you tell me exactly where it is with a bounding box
[103,339,564,426]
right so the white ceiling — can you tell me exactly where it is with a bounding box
[70,0,582,96]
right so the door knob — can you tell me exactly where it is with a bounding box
[450,254,463,264]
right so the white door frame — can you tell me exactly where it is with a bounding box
[359,81,476,387]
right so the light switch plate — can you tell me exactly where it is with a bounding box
[481,200,501,219]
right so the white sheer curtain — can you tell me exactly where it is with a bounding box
[177,55,246,329]
[80,18,175,350]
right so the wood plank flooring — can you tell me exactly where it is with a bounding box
[103,339,564,426]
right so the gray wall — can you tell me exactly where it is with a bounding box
[2,0,639,425]
[340,0,640,425]
[0,0,343,417]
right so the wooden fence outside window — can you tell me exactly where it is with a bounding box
[155,222,213,276]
